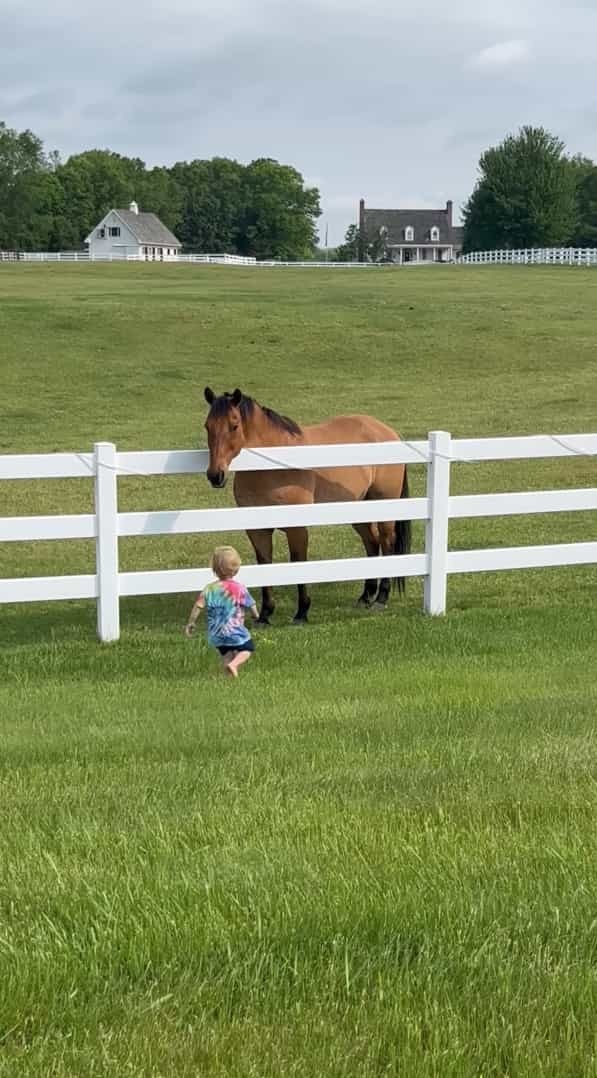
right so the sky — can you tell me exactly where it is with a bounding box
[1,0,596,245]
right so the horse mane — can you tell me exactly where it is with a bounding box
[210,392,302,437]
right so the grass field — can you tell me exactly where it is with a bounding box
[1,264,597,1076]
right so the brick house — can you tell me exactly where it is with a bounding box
[359,198,463,263]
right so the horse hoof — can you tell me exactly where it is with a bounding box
[254,619,271,629]
[292,616,308,626]
[356,597,373,608]
[370,601,388,613]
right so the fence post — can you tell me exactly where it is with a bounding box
[424,430,451,616]
[94,442,120,641]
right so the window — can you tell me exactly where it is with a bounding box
[404,226,414,242]
[109,226,120,237]
[97,228,105,238]
[430,226,440,242]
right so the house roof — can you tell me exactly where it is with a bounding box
[363,207,454,246]
[114,210,181,246]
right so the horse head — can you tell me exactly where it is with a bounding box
[203,387,245,488]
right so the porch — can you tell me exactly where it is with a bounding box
[390,246,453,264]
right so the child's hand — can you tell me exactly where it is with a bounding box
[184,623,196,638]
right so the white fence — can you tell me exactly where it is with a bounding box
[0,250,382,268]
[4,248,597,268]
[459,248,597,266]
[2,433,596,641]
[0,251,258,265]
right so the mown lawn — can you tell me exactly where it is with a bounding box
[0,264,596,1076]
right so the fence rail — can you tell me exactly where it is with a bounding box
[4,247,597,268]
[458,248,597,266]
[2,432,596,641]
[4,248,597,268]
[0,250,258,265]
[0,250,386,268]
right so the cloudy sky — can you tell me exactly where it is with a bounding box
[1,0,596,243]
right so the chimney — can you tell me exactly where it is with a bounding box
[446,200,453,228]
[358,198,365,261]
[129,200,139,215]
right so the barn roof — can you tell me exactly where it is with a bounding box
[114,210,181,247]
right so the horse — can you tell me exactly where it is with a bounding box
[203,387,411,626]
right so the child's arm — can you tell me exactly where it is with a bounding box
[184,595,204,637]
[243,589,259,622]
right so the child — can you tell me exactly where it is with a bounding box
[184,545,258,678]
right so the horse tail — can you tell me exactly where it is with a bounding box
[394,467,411,595]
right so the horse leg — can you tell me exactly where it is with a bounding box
[285,527,311,624]
[372,521,395,609]
[247,528,275,625]
[352,523,380,606]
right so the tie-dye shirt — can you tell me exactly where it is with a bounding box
[199,579,256,648]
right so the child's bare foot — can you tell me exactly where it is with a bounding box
[226,664,239,678]
[227,650,252,678]
[220,650,237,675]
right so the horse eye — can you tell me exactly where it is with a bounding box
[230,424,239,432]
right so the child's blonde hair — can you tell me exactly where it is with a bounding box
[211,545,242,580]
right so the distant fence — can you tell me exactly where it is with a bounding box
[0,249,383,268]
[459,248,597,266]
[2,432,596,641]
[0,250,258,266]
[4,247,597,268]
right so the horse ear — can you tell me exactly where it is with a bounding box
[231,388,242,406]
[204,387,215,405]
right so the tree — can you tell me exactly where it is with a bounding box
[236,159,321,260]
[569,155,597,247]
[336,224,360,261]
[138,166,183,235]
[463,126,577,252]
[0,121,57,249]
[171,157,245,252]
[335,223,391,262]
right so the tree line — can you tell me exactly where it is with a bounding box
[0,121,321,259]
[3,121,596,259]
[462,126,597,252]
[335,126,597,259]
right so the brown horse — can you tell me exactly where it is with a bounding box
[203,388,411,625]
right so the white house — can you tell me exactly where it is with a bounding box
[85,202,181,261]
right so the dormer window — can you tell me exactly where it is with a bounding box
[430,226,440,242]
[404,226,414,242]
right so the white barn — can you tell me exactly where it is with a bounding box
[85,202,181,261]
